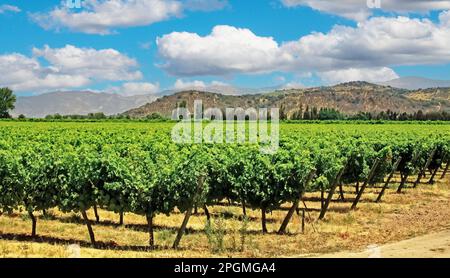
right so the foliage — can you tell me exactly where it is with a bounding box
[0,88,16,119]
[0,122,449,244]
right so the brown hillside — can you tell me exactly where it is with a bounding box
[124,82,450,118]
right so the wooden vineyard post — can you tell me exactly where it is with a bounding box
[203,205,211,222]
[119,211,124,225]
[28,210,37,237]
[146,214,154,248]
[428,152,446,184]
[338,183,345,201]
[320,184,325,211]
[413,148,436,188]
[441,161,449,180]
[376,156,402,203]
[93,204,100,223]
[278,170,315,235]
[351,158,380,210]
[261,209,268,234]
[242,201,247,217]
[301,209,305,234]
[428,166,440,185]
[81,210,96,247]
[318,165,346,220]
[397,151,420,193]
[173,176,205,249]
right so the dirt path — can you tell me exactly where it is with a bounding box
[313,229,450,258]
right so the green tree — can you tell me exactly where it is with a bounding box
[0,88,16,118]
[303,105,311,120]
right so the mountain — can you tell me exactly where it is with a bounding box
[379,77,450,90]
[12,91,157,118]
[10,85,283,118]
[12,82,450,118]
[124,82,450,118]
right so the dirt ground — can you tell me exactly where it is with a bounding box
[315,229,450,258]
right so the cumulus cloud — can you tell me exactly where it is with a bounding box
[281,0,370,21]
[280,0,450,21]
[174,79,206,89]
[157,25,291,76]
[0,54,90,92]
[0,4,21,14]
[33,45,142,81]
[107,82,160,96]
[318,67,399,85]
[283,15,450,70]
[157,13,450,83]
[31,0,228,35]
[0,45,142,93]
[173,79,228,90]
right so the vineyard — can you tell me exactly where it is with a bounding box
[0,121,449,257]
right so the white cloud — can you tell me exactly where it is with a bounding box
[281,0,370,21]
[440,10,450,26]
[0,45,142,93]
[0,4,21,14]
[0,54,90,92]
[318,67,399,84]
[107,82,160,96]
[157,13,450,83]
[31,0,228,35]
[157,25,291,76]
[174,79,206,89]
[32,0,182,35]
[281,0,450,21]
[283,15,450,71]
[33,45,142,81]
[173,79,228,90]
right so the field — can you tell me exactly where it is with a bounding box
[0,121,449,258]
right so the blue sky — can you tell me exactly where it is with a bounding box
[1,0,450,96]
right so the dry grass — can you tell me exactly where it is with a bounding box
[1,171,449,258]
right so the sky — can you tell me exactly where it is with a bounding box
[1,0,450,96]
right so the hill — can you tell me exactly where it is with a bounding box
[125,82,450,118]
[12,91,157,118]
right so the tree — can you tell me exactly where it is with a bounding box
[319,108,343,120]
[279,105,287,120]
[146,112,164,120]
[311,107,318,120]
[303,106,311,120]
[0,88,16,118]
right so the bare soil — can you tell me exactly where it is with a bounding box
[315,229,450,258]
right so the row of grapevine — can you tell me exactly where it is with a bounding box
[0,122,449,248]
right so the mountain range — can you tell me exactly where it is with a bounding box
[12,91,157,118]
[379,77,450,90]
[10,77,450,118]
